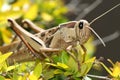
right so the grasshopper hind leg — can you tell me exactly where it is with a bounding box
[22,19,45,33]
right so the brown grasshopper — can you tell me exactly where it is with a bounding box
[0,3,120,65]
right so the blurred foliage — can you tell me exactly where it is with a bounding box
[0,0,68,45]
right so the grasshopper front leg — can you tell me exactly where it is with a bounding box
[80,45,87,62]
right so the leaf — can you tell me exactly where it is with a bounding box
[0,75,5,80]
[54,69,63,74]
[13,71,19,80]
[83,57,96,74]
[29,73,37,80]
[6,64,19,72]
[46,63,58,67]
[43,70,54,80]
[57,62,69,70]
[61,51,69,64]
[20,73,29,80]
[0,61,8,72]
[112,62,120,78]
[76,57,96,77]
[0,52,13,64]
[0,52,12,72]
[67,55,78,73]
[33,62,42,79]
[46,62,69,70]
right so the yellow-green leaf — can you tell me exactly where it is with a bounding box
[0,75,5,80]
[112,62,120,77]
[46,62,69,70]
[67,55,78,73]
[29,73,37,80]
[43,70,54,80]
[57,62,69,69]
[54,69,63,74]
[77,57,96,77]
[33,63,42,79]
[0,52,13,64]
[6,64,19,72]
[46,63,57,67]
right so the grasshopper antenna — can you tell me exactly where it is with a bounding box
[88,3,120,47]
[86,26,106,47]
[90,3,120,25]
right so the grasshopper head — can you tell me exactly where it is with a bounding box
[75,19,105,46]
[75,20,91,44]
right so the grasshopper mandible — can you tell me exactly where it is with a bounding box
[0,3,120,65]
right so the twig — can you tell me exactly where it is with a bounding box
[87,74,112,80]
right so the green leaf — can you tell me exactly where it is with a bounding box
[0,61,7,72]
[43,70,54,80]
[83,57,96,74]
[6,64,19,72]
[61,51,69,64]
[0,52,13,64]
[54,69,63,74]
[13,71,19,80]
[67,55,78,73]
[76,57,96,77]
[33,62,42,79]
[0,75,5,80]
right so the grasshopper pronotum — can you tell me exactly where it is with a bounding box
[0,3,120,65]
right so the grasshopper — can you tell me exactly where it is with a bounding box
[0,3,120,65]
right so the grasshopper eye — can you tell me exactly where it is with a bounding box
[79,22,83,29]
